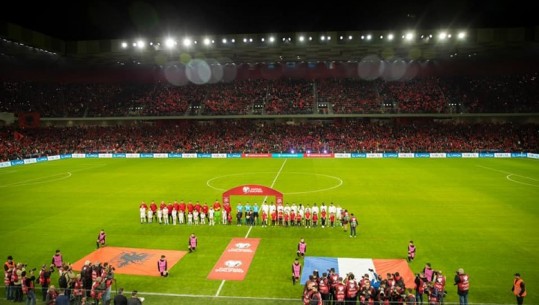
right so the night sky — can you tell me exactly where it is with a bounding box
[1,0,536,40]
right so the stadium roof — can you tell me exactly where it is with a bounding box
[1,1,538,70]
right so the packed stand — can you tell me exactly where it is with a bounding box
[1,120,537,162]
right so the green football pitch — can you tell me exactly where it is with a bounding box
[1,158,538,305]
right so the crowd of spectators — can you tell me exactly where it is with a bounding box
[1,73,538,117]
[1,120,536,162]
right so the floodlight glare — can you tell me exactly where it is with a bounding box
[366,34,372,40]
[203,38,211,45]
[405,32,414,41]
[183,38,192,47]
[348,35,353,40]
[121,42,128,48]
[438,32,448,40]
[164,38,176,49]
[299,36,305,42]
[222,38,227,44]
[136,40,145,49]
[269,36,275,42]
[457,31,466,40]
[387,34,394,41]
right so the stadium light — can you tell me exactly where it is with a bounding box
[404,32,414,41]
[183,38,192,47]
[121,42,128,49]
[457,31,466,40]
[136,40,146,49]
[164,38,176,49]
[387,33,394,41]
[438,32,448,40]
[203,38,211,46]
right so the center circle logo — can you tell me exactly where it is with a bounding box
[242,186,250,194]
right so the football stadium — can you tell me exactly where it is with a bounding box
[1,3,538,305]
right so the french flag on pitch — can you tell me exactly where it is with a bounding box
[301,257,415,288]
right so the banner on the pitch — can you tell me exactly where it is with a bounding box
[207,238,260,281]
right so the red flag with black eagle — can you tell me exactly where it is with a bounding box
[13,131,25,141]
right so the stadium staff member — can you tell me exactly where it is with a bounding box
[454,268,470,305]
[512,273,526,305]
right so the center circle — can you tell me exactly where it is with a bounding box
[206,171,343,194]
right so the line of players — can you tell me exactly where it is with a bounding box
[139,200,350,228]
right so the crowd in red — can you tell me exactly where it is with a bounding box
[1,120,537,162]
[1,73,538,117]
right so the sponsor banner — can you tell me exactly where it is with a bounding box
[366,153,383,158]
[197,153,212,158]
[242,153,271,158]
[48,155,61,161]
[112,153,126,158]
[227,153,242,158]
[446,153,462,158]
[511,152,527,158]
[168,153,183,158]
[430,153,446,158]
[414,153,430,158]
[126,153,140,158]
[182,153,197,158]
[462,153,479,158]
[10,160,24,166]
[98,153,113,158]
[23,158,37,164]
[479,152,495,158]
[85,153,99,158]
[153,153,168,158]
[140,153,154,158]
[212,153,227,158]
[304,153,333,158]
[351,153,367,158]
[37,157,48,163]
[383,153,398,158]
[398,153,414,158]
[302,257,414,288]
[208,238,260,281]
[72,153,85,158]
[0,161,11,168]
[494,153,511,158]
[271,153,304,158]
[334,153,351,158]
[528,153,539,159]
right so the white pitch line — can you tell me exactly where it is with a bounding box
[476,165,539,187]
[215,159,288,297]
[142,290,297,301]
